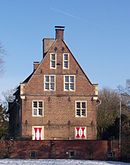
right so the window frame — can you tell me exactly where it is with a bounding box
[75,101,87,117]
[50,53,57,69]
[44,75,56,91]
[32,100,44,117]
[64,75,75,91]
[63,53,69,69]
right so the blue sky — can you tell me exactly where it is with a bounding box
[0,0,130,99]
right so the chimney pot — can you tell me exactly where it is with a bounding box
[33,61,40,71]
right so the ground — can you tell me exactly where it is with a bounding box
[0,159,129,165]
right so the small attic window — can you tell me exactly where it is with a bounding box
[63,53,69,69]
[50,53,57,69]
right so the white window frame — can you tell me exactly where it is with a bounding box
[75,127,86,139]
[64,75,75,91]
[75,101,87,117]
[63,53,69,69]
[44,75,56,91]
[50,53,57,69]
[32,126,44,140]
[32,100,44,117]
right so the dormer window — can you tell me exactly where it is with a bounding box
[63,53,69,69]
[50,53,56,69]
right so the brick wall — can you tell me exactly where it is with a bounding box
[0,140,120,160]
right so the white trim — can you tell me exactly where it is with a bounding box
[50,53,57,69]
[75,101,87,117]
[64,75,75,91]
[63,53,69,69]
[44,75,56,91]
[32,126,44,140]
[32,100,44,117]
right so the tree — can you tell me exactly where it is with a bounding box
[97,88,120,139]
[117,84,130,140]
[0,103,8,139]
[97,88,130,140]
[2,88,16,103]
[0,88,17,139]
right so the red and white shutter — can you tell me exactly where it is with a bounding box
[75,127,86,139]
[32,126,44,140]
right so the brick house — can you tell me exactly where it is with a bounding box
[8,26,99,140]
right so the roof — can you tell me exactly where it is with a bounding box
[22,72,34,83]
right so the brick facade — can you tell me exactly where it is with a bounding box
[8,26,99,140]
[0,140,120,160]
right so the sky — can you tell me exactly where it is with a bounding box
[0,0,130,99]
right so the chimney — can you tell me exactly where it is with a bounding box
[55,26,65,40]
[33,61,40,71]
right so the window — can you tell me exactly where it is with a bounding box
[50,53,56,69]
[64,75,75,91]
[75,127,86,139]
[32,126,44,140]
[63,53,69,69]
[68,150,76,158]
[30,151,37,159]
[75,101,87,117]
[32,101,43,117]
[44,75,56,91]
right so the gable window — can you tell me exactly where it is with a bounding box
[64,75,75,91]
[63,53,69,69]
[32,101,44,117]
[50,53,56,69]
[75,101,87,117]
[44,75,56,91]
[75,127,86,139]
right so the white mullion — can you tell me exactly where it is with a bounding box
[80,102,82,117]
[69,76,70,90]
[38,102,40,116]
[37,107,38,116]
[80,102,81,117]
[36,101,38,116]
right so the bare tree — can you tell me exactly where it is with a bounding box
[2,88,16,103]
[97,88,120,139]
[117,83,130,115]
[0,103,8,139]
[97,87,130,140]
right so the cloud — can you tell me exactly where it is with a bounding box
[50,7,88,23]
